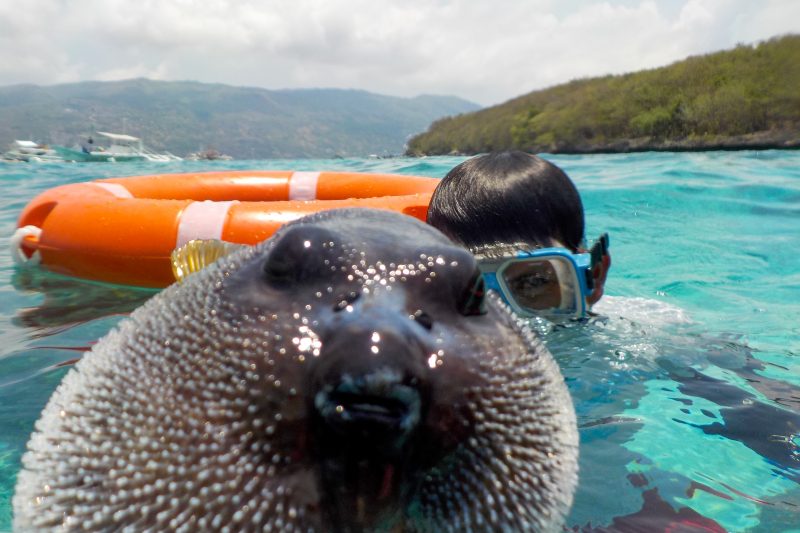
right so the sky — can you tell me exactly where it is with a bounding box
[1,0,798,106]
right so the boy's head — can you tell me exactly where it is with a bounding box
[427,150,609,317]
[427,151,585,254]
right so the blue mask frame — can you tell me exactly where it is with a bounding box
[480,247,594,319]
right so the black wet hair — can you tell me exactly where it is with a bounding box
[427,151,585,255]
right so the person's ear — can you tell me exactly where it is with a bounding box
[587,253,611,306]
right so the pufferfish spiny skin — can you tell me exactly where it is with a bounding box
[14,208,578,532]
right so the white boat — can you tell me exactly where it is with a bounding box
[1,140,63,163]
[54,132,182,163]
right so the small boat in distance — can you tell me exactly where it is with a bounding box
[1,140,63,163]
[54,131,182,162]
[185,148,233,161]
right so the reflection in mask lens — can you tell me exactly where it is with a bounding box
[499,257,578,315]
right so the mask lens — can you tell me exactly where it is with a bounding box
[499,257,579,316]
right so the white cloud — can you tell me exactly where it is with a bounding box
[0,0,796,105]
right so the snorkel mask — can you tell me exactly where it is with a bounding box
[480,233,609,320]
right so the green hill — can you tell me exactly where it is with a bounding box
[0,79,480,158]
[406,35,800,155]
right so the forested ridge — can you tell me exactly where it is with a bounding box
[407,35,800,155]
[0,79,479,158]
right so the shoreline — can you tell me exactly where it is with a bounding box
[407,131,800,157]
[545,134,800,155]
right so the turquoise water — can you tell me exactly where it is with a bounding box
[1,152,798,531]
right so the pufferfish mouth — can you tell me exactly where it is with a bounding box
[314,368,422,443]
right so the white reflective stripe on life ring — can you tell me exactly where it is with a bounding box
[10,225,43,265]
[91,182,134,198]
[176,200,238,248]
[289,171,320,201]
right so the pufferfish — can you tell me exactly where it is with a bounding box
[13,208,578,532]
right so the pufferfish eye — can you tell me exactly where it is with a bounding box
[261,226,336,287]
[411,309,434,330]
[263,253,296,285]
[458,267,487,316]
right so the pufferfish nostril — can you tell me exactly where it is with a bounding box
[333,291,361,312]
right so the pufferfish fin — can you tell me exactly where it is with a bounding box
[171,239,246,283]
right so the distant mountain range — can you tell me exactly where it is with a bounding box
[407,34,800,155]
[0,79,480,158]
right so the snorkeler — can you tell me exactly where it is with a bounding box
[427,150,611,320]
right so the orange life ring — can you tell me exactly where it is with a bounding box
[12,170,437,288]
